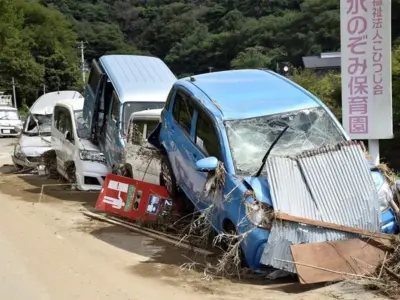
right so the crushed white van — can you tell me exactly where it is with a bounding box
[122,108,162,185]
[12,91,83,170]
[52,98,108,191]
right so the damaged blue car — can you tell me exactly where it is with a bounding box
[148,69,398,271]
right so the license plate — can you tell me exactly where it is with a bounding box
[2,130,10,134]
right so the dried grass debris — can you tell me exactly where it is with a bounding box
[357,237,400,299]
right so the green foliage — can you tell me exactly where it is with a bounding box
[290,69,342,121]
[0,0,80,106]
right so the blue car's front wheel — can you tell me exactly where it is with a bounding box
[161,156,178,198]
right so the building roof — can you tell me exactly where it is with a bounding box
[180,69,321,120]
[302,52,341,69]
[99,55,177,104]
[30,91,83,115]
[56,97,85,111]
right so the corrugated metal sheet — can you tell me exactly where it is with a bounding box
[260,141,380,273]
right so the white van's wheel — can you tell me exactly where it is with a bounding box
[64,161,76,183]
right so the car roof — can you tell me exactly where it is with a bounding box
[99,55,176,104]
[56,97,84,111]
[129,108,162,122]
[179,69,321,120]
[30,91,83,115]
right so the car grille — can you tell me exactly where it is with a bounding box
[84,176,101,186]
[1,129,17,134]
[26,156,42,163]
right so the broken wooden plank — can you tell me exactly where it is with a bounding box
[83,211,214,256]
[276,212,392,240]
[289,238,385,284]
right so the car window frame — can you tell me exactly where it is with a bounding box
[172,88,195,138]
[193,106,222,161]
[55,106,75,145]
[87,59,103,94]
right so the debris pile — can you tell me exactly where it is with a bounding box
[361,237,400,299]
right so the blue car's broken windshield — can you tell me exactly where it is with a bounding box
[225,107,346,176]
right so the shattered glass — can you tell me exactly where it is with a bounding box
[74,111,91,139]
[25,114,52,136]
[225,107,346,176]
[0,110,19,120]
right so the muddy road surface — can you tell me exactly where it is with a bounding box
[0,137,386,300]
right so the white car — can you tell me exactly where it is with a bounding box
[122,108,162,185]
[12,91,83,170]
[52,98,108,191]
[0,106,22,137]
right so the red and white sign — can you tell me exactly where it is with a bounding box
[340,0,392,139]
[95,174,173,222]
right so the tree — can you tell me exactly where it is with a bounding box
[0,0,44,106]
[231,47,272,69]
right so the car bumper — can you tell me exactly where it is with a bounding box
[75,160,108,191]
[380,208,398,234]
[11,154,42,168]
[0,127,20,136]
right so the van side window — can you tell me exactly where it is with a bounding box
[173,91,194,134]
[111,92,120,121]
[88,61,102,93]
[58,109,67,133]
[53,106,61,129]
[195,109,221,160]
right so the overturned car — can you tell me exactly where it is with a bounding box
[149,69,399,272]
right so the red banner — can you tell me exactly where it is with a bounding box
[95,174,173,222]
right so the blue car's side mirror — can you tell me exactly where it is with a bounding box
[195,157,218,172]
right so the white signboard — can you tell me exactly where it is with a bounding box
[340,0,392,139]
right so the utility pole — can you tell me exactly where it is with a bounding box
[77,41,87,83]
[12,77,17,109]
[43,84,46,94]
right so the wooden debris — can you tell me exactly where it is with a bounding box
[275,212,392,242]
[289,238,386,284]
[83,211,214,256]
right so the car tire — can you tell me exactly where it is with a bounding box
[122,164,133,178]
[161,155,178,198]
[13,163,23,171]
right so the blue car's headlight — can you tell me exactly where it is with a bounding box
[371,171,393,211]
[244,194,273,228]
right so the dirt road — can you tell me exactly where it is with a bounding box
[0,138,385,300]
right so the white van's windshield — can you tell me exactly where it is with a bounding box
[74,110,91,139]
[24,114,52,136]
[0,110,19,120]
[122,102,164,132]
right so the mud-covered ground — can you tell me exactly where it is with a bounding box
[0,137,386,300]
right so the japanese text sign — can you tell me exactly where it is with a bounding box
[95,174,173,222]
[340,0,392,139]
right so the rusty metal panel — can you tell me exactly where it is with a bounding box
[260,141,380,273]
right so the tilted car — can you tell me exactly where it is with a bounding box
[149,69,398,271]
